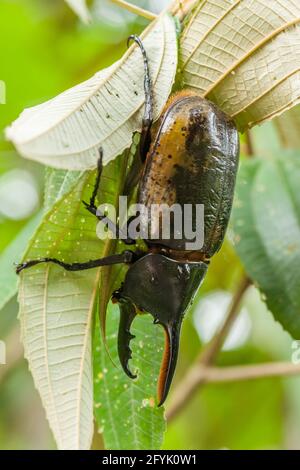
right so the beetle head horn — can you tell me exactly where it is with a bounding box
[117,253,208,406]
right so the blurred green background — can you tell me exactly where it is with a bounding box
[0,0,300,450]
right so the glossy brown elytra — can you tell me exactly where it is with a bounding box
[16,36,239,406]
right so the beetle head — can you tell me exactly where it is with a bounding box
[116,253,207,405]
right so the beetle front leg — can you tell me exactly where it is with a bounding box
[123,35,154,193]
[127,35,153,162]
[83,147,135,245]
[16,250,136,275]
[82,146,105,218]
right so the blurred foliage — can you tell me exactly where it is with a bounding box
[1,0,300,450]
[233,152,300,338]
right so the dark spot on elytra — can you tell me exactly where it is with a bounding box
[168,155,172,159]
[186,107,208,154]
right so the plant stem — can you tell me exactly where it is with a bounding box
[198,362,300,383]
[244,129,255,157]
[0,326,23,383]
[199,276,252,366]
[165,361,300,422]
[108,0,200,23]
[109,0,157,20]
[166,276,251,422]
[171,0,199,21]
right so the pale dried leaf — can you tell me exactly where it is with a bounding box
[18,153,130,450]
[6,14,177,170]
[44,168,83,212]
[19,174,97,450]
[180,0,300,130]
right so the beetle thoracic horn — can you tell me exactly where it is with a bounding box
[157,321,181,407]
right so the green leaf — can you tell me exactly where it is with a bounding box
[18,151,128,449]
[250,122,282,158]
[232,152,300,337]
[94,302,165,450]
[0,212,41,312]
[44,167,83,213]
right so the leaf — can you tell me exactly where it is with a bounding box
[250,121,282,158]
[94,303,165,450]
[65,0,91,23]
[6,14,177,170]
[0,212,42,312]
[180,0,300,130]
[232,152,300,337]
[18,152,127,449]
[44,167,83,213]
[274,104,300,148]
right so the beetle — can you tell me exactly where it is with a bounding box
[16,36,239,406]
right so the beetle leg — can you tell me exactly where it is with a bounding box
[127,35,153,162]
[82,147,106,219]
[82,147,107,220]
[82,147,136,245]
[89,147,104,208]
[116,296,138,379]
[16,250,135,274]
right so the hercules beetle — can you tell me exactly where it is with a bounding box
[16,36,239,406]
